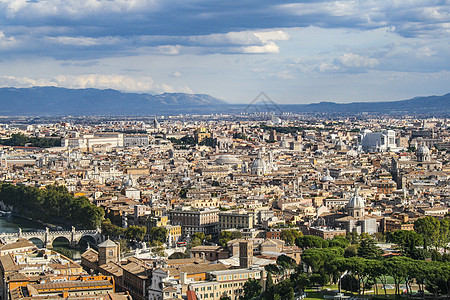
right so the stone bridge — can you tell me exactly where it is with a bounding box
[0,227,104,248]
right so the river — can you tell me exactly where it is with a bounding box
[0,214,86,260]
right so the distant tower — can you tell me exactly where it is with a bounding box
[98,239,119,266]
[239,240,253,268]
[347,187,365,218]
[153,117,160,129]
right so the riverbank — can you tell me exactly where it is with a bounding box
[10,211,67,231]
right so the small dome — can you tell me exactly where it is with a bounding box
[335,140,347,150]
[121,176,134,188]
[321,169,334,182]
[348,187,365,208]
[417,144,430,155]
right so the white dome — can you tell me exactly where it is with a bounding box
[416,143,431,162]
[321,169,334,182]
[214,154,241,165]
[251,151,267,176]
[348,187,365,208]
[417,144,430,155]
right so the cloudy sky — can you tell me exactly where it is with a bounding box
[0,0,449,104]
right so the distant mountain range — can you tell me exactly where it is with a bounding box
[0,87,448,116]
[0,87,228,115]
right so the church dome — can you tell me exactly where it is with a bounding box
[215,154,241,165]
[416,144,431,162]
[347,187,365,208]
[321,169,334,182]
[251,151,267,176]
[121,176,134,189]
[417,144,430,155]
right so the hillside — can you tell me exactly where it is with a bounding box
[0,87,448,116]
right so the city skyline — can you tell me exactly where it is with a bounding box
[0,0,449,104]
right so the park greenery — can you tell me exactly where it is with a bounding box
[0,183,103,229]
[101,219,151,244]
[239,216,450,299]
[0,133,61,148]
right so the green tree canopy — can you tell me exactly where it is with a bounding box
[357,236,383,259]
[280,229,302,246]
[148,227,168,244]
[125,225,147,241]
[240,278,261,300]
[295,235,328,249]
[414,216,440,250]
[219,230,243,246]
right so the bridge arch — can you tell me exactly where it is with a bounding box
[79,235,97,248]
[28,237,44,248]
[52,236,71,248]
[0,228,103,248]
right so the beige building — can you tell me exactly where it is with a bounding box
[189,267,265,300]
[219,211,254,231]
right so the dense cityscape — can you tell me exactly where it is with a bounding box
[0,114,448,299]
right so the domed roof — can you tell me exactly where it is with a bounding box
[417,144,430,155]
[321,169,334,182]
[121,176,134,188]
[214,154,241,165]
[251,151,267,175]
[348,187,365,208]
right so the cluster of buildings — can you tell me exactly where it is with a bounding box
[0,115,449,299]
[0,239,131,299]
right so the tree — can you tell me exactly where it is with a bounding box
[309,273,328,288]
[346,231,359,244]
[344,245,358,258]
[295,235,328,249]
[384,257,412,296]
[328,236,350,248]
[280,229,302,246]
[273,279,294,300]
[219,230,242,246]
[386,230,423,248]
[125,225,147,241]
[414,216,440,250]
[265,264,282,276]
[101,219,125,238]
[302,248,344,274]
[357,236,382,259]
[240,278,261,300]
[276,255,297,279]
[148,227,168,245]
[340,274,360,293]
[292,273,309,294]
[438,218,450,251]
[263,273,274,300]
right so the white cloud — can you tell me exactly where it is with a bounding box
[152,45,181,55]
[0,31,16,49]
[47,36,119,46]
[334,53,379,68]
[240,41,280,54]
[0,74,177,94]
[169,71,182,77]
